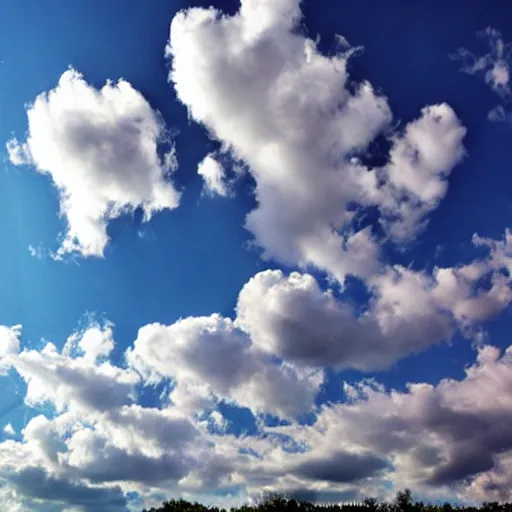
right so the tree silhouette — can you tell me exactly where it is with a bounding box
[142,490,512,512]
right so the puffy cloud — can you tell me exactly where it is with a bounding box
[167,0,465,282]
[0,325,22,368]
[254,343,512,502]
[235,229,512,370]
[0,326,203,509]
[198,154,230,197]
[426,230,512,328]
[14,405,200,489]
[7,68,180,258]
[0,483,27,512]
[0,321,313,505]
[236,269,435,370]
[124,229,512,429]
[2,320,512,505]
[127,315,323,418]
[128,316,252,388]
[0,325,139,420]
[12,341,138,413]
[63,324,115,364]
[7,467,127,512]
[467,451,512,503]
[379,104,466,241]
[62,425,194,485]
[96,405,198,458]
[208,410,228,432]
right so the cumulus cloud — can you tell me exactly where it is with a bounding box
[0,320,318,505]
[378,104,466,241]
[167,0,465,282]
[11,341,138,414]
[197,154,230,197]
[235,228,512,370]
[7,68,180,258]
[183,342,512,503]
[0,325,203,509]
[2,319,512,506]
[8,467,127,512]
[63,324,115,364]
[1,0,511,508]
[124,229,512,427]
[0,325,21,360]
[259,343,512,502]
[127,315,323,418]
[0,321,316,508]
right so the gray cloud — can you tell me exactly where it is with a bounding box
[8,467,127,512]
[294,451,389,484]
[261,344,512,501]
[2,323,512,504]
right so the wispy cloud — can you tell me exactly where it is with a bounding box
[452,27,512,121]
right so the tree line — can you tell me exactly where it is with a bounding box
[143,490,512,512]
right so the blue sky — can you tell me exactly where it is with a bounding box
[0,0,512,510]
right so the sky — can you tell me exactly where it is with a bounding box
[0,0,512,510]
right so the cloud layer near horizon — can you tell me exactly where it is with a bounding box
[1,318,512,510]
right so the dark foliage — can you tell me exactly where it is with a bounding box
[143,490,512,512]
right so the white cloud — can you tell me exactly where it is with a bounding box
[379,104,466,241]
[0,325,203,509]
[236,269,451,371]
[0,325,22,372]
[0,325,21,358]
[3,424,15,437]
[453,27,511,97]
[123,229,512,429]
[1,1,510,508]
[209,410,228,432]
[177,342,512,503]
[167,0,465,282]
[127,315,323,418]
[63,324,115,364]
[235,228,512,370]
[1,321,512,506]
[490,62,510,90]
[198,154,230,197]
[28,245,47,260]
[7,68,180,258]
[452,28,512,123]
[4,326,138,414]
